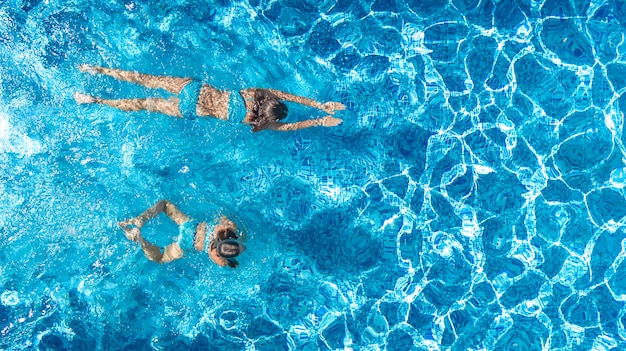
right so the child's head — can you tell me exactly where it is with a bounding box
[251,89,288,131]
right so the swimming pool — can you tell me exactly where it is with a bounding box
[2,0,626,349]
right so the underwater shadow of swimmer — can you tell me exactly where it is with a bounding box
[281,208,382,275]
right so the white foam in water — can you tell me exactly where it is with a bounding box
[473,164,494,175]
[514,298,542,317]
[610,167,626,189]
[1,290,19,306]
[0,112,43,156]
[121,142,135,173]
[605,111,617,131]
[496,116,515,131]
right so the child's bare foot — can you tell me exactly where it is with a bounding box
[119,218,144,228]
[120,226,141,243]
[78,64,99,74]
[74,92,96,104]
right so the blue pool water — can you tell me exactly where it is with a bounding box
[2,0,626,350]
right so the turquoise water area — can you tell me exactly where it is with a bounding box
[2,0,626,349]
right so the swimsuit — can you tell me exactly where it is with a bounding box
[204,230,211,253]
[176,219,199,251]
[180,82,246,121]
[228,91,246,121]
[179,79,204,120]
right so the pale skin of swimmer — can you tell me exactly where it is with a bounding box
[74,65,345,131]
[118,200,242,267]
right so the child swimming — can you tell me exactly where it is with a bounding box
[74,65,345,132]
[119,200,245,268]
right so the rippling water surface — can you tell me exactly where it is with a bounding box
[2,0,626,350]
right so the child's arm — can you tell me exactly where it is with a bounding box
[257,89,346,114]
[139,236,164,263]
[265,116,342,132]
[263,89,324,109]
[209,245,228,267]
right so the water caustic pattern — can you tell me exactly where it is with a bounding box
[2,0,626,350]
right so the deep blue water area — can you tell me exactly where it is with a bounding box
[2,0,626,350]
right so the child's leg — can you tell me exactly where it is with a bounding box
[140,236,164,263]
[128,199,189,226]
[118,200,167,230]
[79,65,191,94]
[75,93,182,118]
[161,242,184,263]
[162,201,190,225]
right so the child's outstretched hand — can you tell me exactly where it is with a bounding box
[321,102,346,114]
[321,116,343,127]
[119,226,141,243]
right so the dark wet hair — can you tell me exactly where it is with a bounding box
[221,228,238,240]
[251,89,288,132]
[217,239,242,258]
